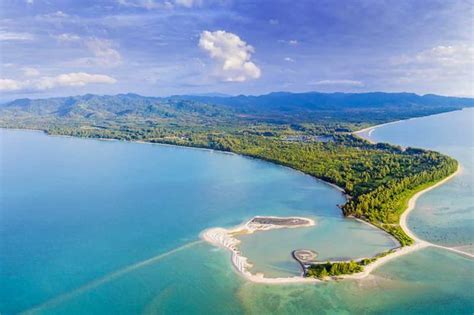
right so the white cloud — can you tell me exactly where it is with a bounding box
[309,80,364,87]
[57,37,122,68]
[117,0,171,9]
[415,44,473,66]
[278,39,299,46]
[199,30,261,82]
[46,11,68,18]
[22,67,40,77]
[387,44,474,95]
[0,73,117,92]
[284,57,295,62]
[26,0,34,4]
[36,73,117,89]
[118,0,202,9]
[85,38,122,67]
[0,30,33,41]
[393,44,474,67]
[53,33,82,42]
[36,10,72,21]
[269,19,279,25]
[0,79,23,91]
[175,0,202,7]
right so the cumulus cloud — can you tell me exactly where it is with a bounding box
[0,73,117,92]
[199,30,261,82]
[309,79,364,87]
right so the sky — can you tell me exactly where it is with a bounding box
[0,0,473,100]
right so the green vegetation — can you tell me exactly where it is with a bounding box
[0,92,464,247]
[306,260,363,279]
[305,249,397,279]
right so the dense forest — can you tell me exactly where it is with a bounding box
[0,92,465,249]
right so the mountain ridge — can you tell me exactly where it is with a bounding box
[1,91,473,130]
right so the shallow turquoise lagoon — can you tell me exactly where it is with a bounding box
[237,217,397,277]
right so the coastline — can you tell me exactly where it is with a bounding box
[202,117,466,283]
[353,108,464,143]
[200,160,459,284]
[353,120,402,144]
[2,116,470,284]
[201,216,323,284]
[342,163,462,279]
[399,164,462,243]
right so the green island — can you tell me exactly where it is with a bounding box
[1,92,470,278]
[306,261,364,278]
[304,250,395,279]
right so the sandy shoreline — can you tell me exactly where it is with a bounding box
[201,216,324,284]
[203,120,467,284]
[353,120,401,143]
[343,163,462,279]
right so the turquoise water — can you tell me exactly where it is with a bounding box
[1,106,473,315]
[1,129,391,313]
[237,218,396,277]
[361,108,474,253]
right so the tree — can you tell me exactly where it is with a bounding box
[319,268,328,279]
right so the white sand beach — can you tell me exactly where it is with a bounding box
[201,216,324,284]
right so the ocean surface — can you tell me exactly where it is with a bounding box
[0,108,473,314]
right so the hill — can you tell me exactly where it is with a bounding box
[1,92,473,132]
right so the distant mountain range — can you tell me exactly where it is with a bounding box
[1,91,473,128]
[172,91,474,111]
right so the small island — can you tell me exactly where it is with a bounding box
[292,248,395,279]
[202,216,319,283]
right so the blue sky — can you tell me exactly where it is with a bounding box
[0,0,472,99]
